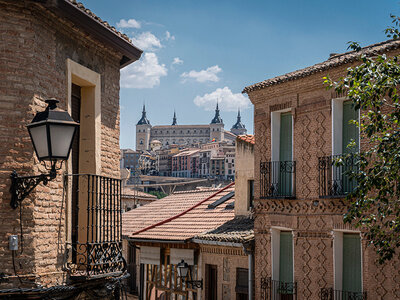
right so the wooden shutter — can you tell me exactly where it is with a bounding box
[279,113,292,161]
[342,101,359,154]
[279,231,293,283]
[342,233,362,293]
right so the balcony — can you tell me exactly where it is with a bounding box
[260,161,296,199]
[321,288,367,300]
[64,174,126,279]
[261,277,297,300]
[318,155,358,198]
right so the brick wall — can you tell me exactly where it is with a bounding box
[247,49,400,299]
[0,0,122,290]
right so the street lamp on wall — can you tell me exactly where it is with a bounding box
[10,99,79,209]
[177,259,203,289]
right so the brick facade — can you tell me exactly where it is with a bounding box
[246,45,400,299]
[0,1,140,297]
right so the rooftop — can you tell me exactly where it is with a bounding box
[243,39,400,93]
[122,184,236,242]
[237,134,255,145]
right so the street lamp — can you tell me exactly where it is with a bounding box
[10,99,79,209]
[177,259,203,289]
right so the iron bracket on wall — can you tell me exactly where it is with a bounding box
[10,167,56,209]
[184,279,203,289]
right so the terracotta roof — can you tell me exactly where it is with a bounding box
[194,216,254,244]
[122,184,236,241]
[66,0,131,43]
[237,134,255,145]
[243,39,400,93]
[122,188,158,200]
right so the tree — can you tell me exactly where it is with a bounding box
[324,15,400,263]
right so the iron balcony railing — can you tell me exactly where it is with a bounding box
[64,174,125,278]
[260,161,296,199]
[321,288,367,300]
[261,277,297,300]
[318,155,358,198]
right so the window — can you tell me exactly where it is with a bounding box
[248,180,254,209]
[271,229,294,285]
[205,264,218,300]
[333,232,362,294]
[236,268,249,300]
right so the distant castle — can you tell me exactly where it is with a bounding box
[136,103,247,150]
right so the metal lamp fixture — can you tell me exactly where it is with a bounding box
[177,259,203,289]
[10,99,79,209]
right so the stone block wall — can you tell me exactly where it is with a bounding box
[0,0,122,289]
[200,245,249,300]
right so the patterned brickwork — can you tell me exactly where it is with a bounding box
[248,47,400,299]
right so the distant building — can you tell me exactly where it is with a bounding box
[135,103,246,150]
[172,149,200,177]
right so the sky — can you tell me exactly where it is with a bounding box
[82,0,399,150]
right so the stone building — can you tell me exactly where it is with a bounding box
[135,103,246,150]
[0,0,141,298]
[122,183,255,300]
[243,39,400,299]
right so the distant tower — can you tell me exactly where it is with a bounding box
[172,111,177,126]
[209,102,224,142]
[231,109,247,135]
[136,104,151,151]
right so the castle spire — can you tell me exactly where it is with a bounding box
[172,110,177,126]
[210,101,223,124]
[231,108,246,134]
[137,104,150,125]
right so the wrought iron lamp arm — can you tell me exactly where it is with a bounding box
[10,165,57,209]
[183,279,203,289]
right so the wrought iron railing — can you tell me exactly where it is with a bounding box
[318,155,358,198]
[64,174,125,278]
[321,288,367,300]
[260,161,296,199]
[261,277,297,300]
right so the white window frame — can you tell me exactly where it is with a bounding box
[271,227,294,282]
[332,230,363,292]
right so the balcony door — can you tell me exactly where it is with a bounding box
[279,113,293,196]
[342,234,362,294]
[342,101,359,193]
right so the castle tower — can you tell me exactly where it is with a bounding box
[172,111,177,126]
[231,109,247,135]
[136,104,151,151]
[210,102,224,142]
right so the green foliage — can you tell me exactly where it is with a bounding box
[148,190,168,199]
[324,19,400,263]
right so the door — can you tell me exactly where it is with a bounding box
[342,234,362,294]
[127,244,137,294]
[342,101,359,193]
[205,264,217,300]
[279,113,293,196]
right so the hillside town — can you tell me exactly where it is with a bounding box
[1,1,400,300]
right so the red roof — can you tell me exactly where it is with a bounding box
[237,134,255,145]
[122,184,235,241]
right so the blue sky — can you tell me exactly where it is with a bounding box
[82,0,399,149]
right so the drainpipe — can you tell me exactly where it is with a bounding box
[243,241,254,300]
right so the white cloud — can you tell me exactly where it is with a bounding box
[165,31,175,41]
[181,65,222,83]
[121,53,167,89]
[131,32,162,51]
[172,57,184,65]
[116,18,141,29]
[193,87,250,112]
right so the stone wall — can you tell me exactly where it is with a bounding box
[247,48,400,299]
[200,245,249,300]
[0,0,122,290]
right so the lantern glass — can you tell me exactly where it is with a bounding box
[29,124,49,159]
[177,260,189,278]
[49,124,76,159]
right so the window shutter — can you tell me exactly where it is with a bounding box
[279,231,293,283]
[342,101,359,154]
[342,234,362,293]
